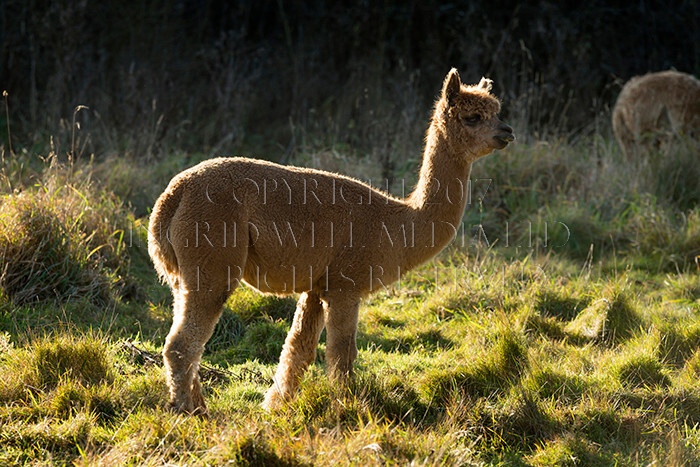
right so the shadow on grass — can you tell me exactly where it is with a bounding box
[359,327,454,353]
[426,330,528,403]
[235,433,310,467]
[467,392,560,453]
[525,368,588,403]
[535,291,589,321]
[617,391,700,426]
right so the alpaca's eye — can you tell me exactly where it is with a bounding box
[463,115,481,125]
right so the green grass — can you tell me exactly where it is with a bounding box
[0,133,698,465]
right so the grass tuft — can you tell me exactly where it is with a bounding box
[565,286,642,344]
[237,320,289,363]
[625,197,700,271]
[33,334,114,389]
[233,432,303,466]
[658,323,700,367]
[426,328,528,402]
[0,170,137,305]
[0,332,114,403]
[50,381,118,422]
[529,434,608,466]
[350,370,424,423]
[488,391,558,451]
[613,354,672,389]
[683,349,700,377]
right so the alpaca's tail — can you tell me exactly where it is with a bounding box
[148,180,184,287]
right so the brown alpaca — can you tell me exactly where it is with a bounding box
[148,69,515,415]
[612,70,700,158]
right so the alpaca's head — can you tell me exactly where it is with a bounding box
[435,68,515,160]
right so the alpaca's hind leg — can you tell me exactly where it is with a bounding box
[263,291,325,410]
[163,286,229,416]
[323,295,360,380]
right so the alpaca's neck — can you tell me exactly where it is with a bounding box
[409,130,471,209]
[406,123,473,263]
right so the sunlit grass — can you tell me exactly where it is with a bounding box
[0,134,698,464]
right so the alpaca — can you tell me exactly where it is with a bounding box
[148,69,515,415]
[612,70,700,158]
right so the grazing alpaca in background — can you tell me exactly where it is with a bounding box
[612,70,700,158]
[148,69,515,415]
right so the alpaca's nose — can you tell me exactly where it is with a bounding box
[498,122,515,141]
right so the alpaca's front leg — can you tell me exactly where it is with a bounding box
[263,291,325,410]
[323,296,360,380]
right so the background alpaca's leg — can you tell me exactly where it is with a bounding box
[163,282,230,415]
[323,296,360,380]
[263,291,325,409]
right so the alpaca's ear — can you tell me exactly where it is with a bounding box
[478,77,493,92]
[443,68,461,106]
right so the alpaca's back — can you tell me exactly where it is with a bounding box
[612,70,700,157]
[152,157,419,296]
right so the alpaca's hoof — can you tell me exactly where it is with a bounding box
[166,400,187,414]
[190,391,208,418]
[190,405,210,419]
[166,401,209,419]
[261,388,285,411]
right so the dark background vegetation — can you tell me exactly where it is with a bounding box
[1,0,698,160]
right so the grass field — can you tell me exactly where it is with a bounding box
[0,124,699,465]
